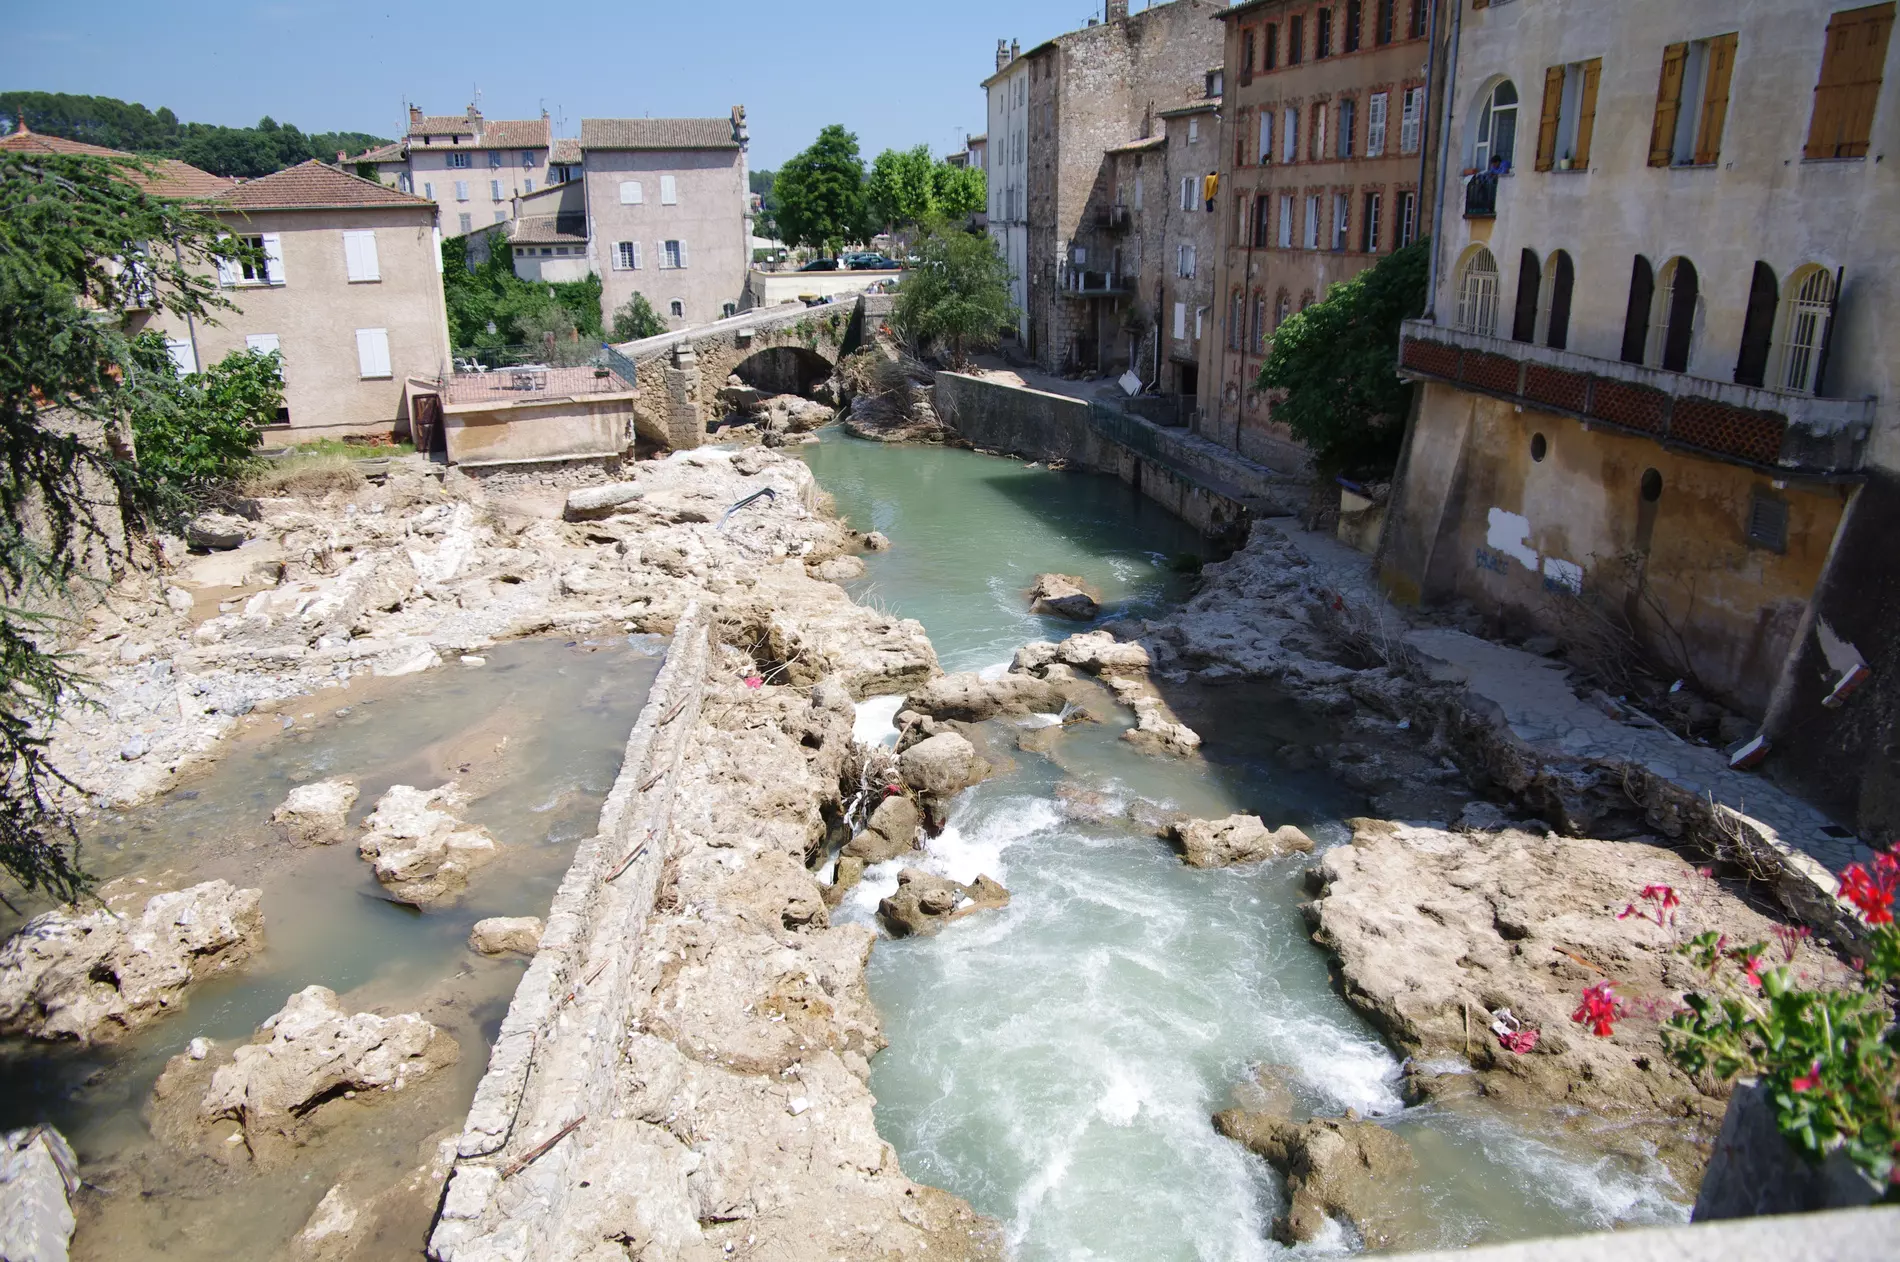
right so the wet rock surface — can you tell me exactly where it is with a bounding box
[0,880,263,1044]
[467,917,542,956]
[356,784,499,906]
[879,869,1010,938]
[1169,814,1314,867]
[843,792,921,864]
[903,670,1067,724]
[1028,573,1099,620]
[1213,1109,1415,1247]
[270,777,359,845]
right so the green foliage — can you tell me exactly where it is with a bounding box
[1,91,388,179]
[890,219,1017,367]
[772,126,869,253]
[749,168,775,198]
[1256,239,1429,478]
[866,146,937,232]
[611,293,666,342]
[129,338,275,489]
[932,163,987,219]
[442,235,605,363]
[1,149,238,902]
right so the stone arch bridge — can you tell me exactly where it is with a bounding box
[605,294,892,450]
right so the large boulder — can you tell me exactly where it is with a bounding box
[0,881,264,1044]
[1213,1110,1415,1247]
[843,793,921,864]
[898,732,986,799]
[0,1126,80,1262]
[878,869,1010,938]
[1169,816,1313,868]
[809,555,866,583]
[356,784,499,906]
[562,483,645,522]
[1054,630,1151,674]
[185,511,253,551]
[271,778,360,845]
[1030,574,1100,621]
[468,917,543,957]
[903,672,1068,723]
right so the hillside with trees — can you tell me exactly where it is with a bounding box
[0,91,388,178]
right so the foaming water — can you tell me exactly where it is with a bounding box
[854,694,906,746]
[800,432,1688,1256]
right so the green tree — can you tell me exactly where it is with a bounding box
[130,341,277,488]
[1256,239,1429,479]
[931,162,987,220]
[772,125,869,254]
[611,294,666,342]
[442,235,604,362]
[1,149,239,902]
[890,219,1016,367]
[865,145,937,232]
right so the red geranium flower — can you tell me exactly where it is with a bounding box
[1572,981,1622,1037]
[1838,854,1898,925]
[1743,955,1765,988]
[1791,1060,1823,1093]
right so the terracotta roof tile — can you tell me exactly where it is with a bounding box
[407,115,550,149]
[580,117,738,151]
[214,160,436,211]
[549,137,582,164]
[0,128,234,198]
[511,215,588,246]
[351,140,407,164]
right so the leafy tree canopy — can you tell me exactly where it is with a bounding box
[890,219,1016,368]
[932,162,986,220]
[611,294,666,342]
[1,91,388,179]
[1256,239,1430,479]
[129,340,276,489]
[442,235,605,365]
[866,147,988,232]
[771,125,869,253]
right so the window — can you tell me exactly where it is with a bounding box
[494,210,507,224]
[1265,22,1279,69]
[455,180,470,201]
[1278,193,1295,247]
[1456,247,1501,334]
[245,333,280,356]
[1173,301,1188,340]
[662,239,686,269]
[489,151,502,168]
[660,175,679,205]
[1229,291,1246,351]
[620,180,644,205]
[1368,92,1388,156]
[1747,491,1791,553]
[1377,0,1395,45]
[1303,194,1321,249]
[1649,256,1700,371]
[459,213,472,234]
[723,302,738,318]
[1244,29,1257,80]
[220,233,283,286]
[164,339,197,374]
[1258,110,1274,163]
[1254,194,1272,245]
[423,182,434,199]
[1512,249,1541,343]
[490,179,504,200]
[1283,110,1299,163]
[1536,60,1604,170]
[1180,176,1195,210]
[342,229,380,282]
[1253,292,1268,353]
[524,178,534,194]
[398,172,413,194]
[1807,4,1893,160]
[1774,265,1839,394]
[1396,189,1418,246]
[1544,251,1576,349]
[1736,261,1780,386]
[1362,191,1382,252]
[1473,80,1520,171]
[1345,0,1363,52]
[1339,98,1356,157]
[1177,243,1197,277]
[1275,290,1291,329]
[521,150,534,167]
[669,300,684,318]
[1196,307,1206,340]
[448,152,470,169]
[1650,35,1739,166]
[355,327,392,379]
[1317,8,1334,58]
[1332,192,1350,250]
[1408,0,1426,39]
[1311,102,1328,159]
[1400,86,1424,153]
[1621,255,1656,363]
[1289,15,1305,64]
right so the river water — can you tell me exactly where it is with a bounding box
[0,635,662,1260]
[800,430,1688,1259]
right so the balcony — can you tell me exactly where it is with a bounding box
[1092,204,1132,233]
[1463,172,1498,219]
[1062,269,1132,298]
[1397,320,1874,476]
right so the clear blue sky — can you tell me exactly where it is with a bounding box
[0,0,1186,170]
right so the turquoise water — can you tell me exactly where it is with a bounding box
[802,431,1688,1259]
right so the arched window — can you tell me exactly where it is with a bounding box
[1543,250,1575,350]
[1252,290,1268,354]
[1511,248,1541,343]
[1472,80,1520,172]
[1620,255,1655,364]
[1299,288,1316,311]
[1649,257,1699,372]
[1734,261,1779,387]
[1773,265,1836,396]
[1456,247,1501,334]
[1229,289,1246,351]
[1274,289,1292,329]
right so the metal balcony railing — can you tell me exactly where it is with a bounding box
[1463,173,1499,219]
[1063,269,1130,296]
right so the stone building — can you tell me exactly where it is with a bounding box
[384,105,555,238]
[1203,0,1446,460]
[1382,0,1898,834]
[985,0,1227,373]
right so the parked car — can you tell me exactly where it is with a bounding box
[846,253,901,270]
[797,258,841,271]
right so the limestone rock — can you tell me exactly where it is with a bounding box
[192,985,458,1159]
[371,638,441,678]
[1122,703,1204,758]
[0,880,264,1044]
[878,868,1010,937]
[1055,630,1151,674]
[898,732,985,798]
[468,916,543,956]
[863,531,892,551]
[1213,1110,1415,1247]
[562,483,645,521]
[356,784,499,906]
[0,1126,80,1262]
[903,671,1068,723]
[1030,573,1100,620]
[809,555,866,583]
[271,778,359,845]
[1169,815,1313,868]
[186,512,253,551]
[843,793,920,864]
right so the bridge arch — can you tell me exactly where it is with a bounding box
[730,344,835,397]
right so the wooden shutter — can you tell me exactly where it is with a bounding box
[215,237,237,287]
[261,234,286,285]
[1173,302,1187,340]
[1621,256,1654,363]
[1535,66,1565,171]
[245,333,281,355]
[1367,92,1387,156]
[1574,59,1603,168]
[1661,259,1699,372]
[1512,250,1541,342]
[1812,267,1845,395]
[343,230,380,282]
[356,327,391,378]
[679,240,689,268]
[1650,43,1689,166]
[1734,261,1779,387]
[661,175,678,205]
[1694,34,1739,164]
[1806,4,1895,159]
[1547,252,1575,350]
[165,339,197,374]
[632,241,643,270]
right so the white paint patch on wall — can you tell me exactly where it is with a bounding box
[1542,557,1584,595]
[1486,507,1540,570]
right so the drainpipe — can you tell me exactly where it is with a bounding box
[1422,0,1461,321]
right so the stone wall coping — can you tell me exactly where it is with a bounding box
[1383,1205,1898,1262]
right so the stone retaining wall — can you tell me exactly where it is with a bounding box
[429,603,711,1261]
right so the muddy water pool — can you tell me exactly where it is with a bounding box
[0,635,662,1260]
[801,431,1687,1259]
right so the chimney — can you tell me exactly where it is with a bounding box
[997,39,1010,71]
[337,150,347,164]
[1011,39,1020,60]
[408,104,423,130]
[1106,0,1129,22]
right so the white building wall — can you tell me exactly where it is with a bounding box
[988,60,1033,340]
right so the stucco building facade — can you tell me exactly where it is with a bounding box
[374,106,555,239]
[1204,0,1445,459]
[985,42,1033,343]
[1382,0,1897,833]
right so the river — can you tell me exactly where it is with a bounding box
[800,429,1687,1259]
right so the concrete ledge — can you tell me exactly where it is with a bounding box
[1384,1205,1898,1262]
